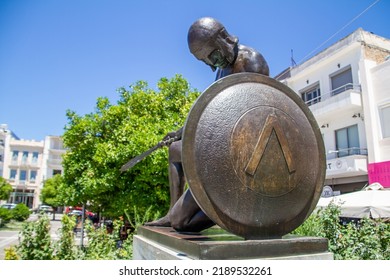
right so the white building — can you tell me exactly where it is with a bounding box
[276,28,390,194]
[0,124,66,209]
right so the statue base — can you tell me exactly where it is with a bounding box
[133,226,333,260]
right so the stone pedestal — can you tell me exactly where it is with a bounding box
[133,226,333,260]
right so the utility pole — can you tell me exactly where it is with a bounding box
[80,204,85,249]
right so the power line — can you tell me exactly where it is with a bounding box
[298,0,381,64]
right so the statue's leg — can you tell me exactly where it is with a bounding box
[168,141,185,209]
[170,189,215,233]
[145,141,185,227]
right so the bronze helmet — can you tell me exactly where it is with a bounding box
[188,17,238,71]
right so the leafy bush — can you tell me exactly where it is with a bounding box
[292,203,390,260]
[54,214,83,260]
[7,214,134,260]
[82,218,134,260]
[0,208,13,226]
[16,214,53,260]
[83,222,118,260]
[12,203,30,221]
[4,246,19,260]
[6,203,390,260]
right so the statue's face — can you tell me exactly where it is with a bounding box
[206,49,230,69]
[193,43,231,70]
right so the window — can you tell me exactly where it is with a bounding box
[10,169,17,180]
[20,170,27,181]
[301,83,321,106]
[51,140,63,150]
[22,151,28,163]
[12,151,19,162]
[379,105,390,138]
[30,170,37,182]
[32,152,39,164]
[0,154,3,162]
[335,125,360,157]
[53,169,62,176]
[331,67,353,95]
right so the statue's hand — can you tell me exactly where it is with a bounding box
[162,127,183,145]
[163,131,178,141]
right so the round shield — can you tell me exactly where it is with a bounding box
[182,73,325,239]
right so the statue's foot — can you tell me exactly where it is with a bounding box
[144,215,171,227]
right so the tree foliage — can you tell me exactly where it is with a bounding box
[61,75,199,218]
[41,174,64,207]
[0,176,12,201]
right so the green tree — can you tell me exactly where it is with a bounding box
[61,75,199,219]
[0,176,12,201]
[41,174,64,220]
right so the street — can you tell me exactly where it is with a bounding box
[0,213,63,260]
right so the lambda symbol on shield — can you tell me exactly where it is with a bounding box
[245,114,295,176]
[230,107,300,197]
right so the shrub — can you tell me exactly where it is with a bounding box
[16,214,53,260]
[4,246,19,260]
[83,220,119,260]
[0,208,13,226]
[12,203,30,221]
[54,214,83,260]
[292,203,390,260]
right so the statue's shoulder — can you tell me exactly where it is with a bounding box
[236,44,269,76]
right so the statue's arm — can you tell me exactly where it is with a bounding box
[163,126,183,142]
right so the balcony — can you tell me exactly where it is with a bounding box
[304,84,361,119]
[47,158,62,166]
[326,153,368,179]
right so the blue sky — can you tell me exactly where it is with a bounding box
[0,0,389,141]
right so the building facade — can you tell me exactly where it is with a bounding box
[276,28,390,194]
[0,124,66,209]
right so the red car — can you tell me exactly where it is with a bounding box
[65,206,95,217]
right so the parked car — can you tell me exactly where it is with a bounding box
[0,203,17,210]
[36,205,54,213]
[68,210,83,216]
[65,206,95,217]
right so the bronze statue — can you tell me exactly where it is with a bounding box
[145,17,270,232]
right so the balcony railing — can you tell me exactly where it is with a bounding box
[304,83,361,106]
[328,147,368,158]
[47,158,62,166]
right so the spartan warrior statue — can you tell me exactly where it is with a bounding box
[145,17,270,232]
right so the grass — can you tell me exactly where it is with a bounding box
[0,220,26,231]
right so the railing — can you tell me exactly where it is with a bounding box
[304,83,361,106]
[47,158,62,165]
[328,147,368,158]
